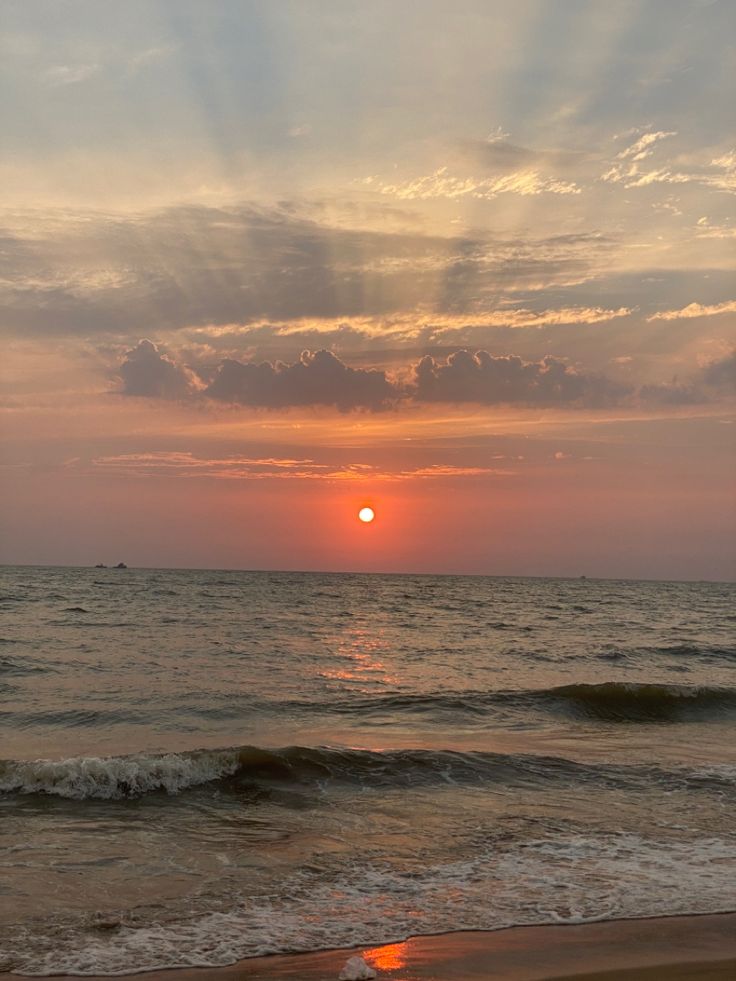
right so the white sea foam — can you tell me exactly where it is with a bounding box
[8,833,736,976]
[0,750,240,799]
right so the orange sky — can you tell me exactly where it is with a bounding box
[1,1,734,579]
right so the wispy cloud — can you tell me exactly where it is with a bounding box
[362,167,580,200]
[602,132,736,193]
[615,130,677,162]
[91,452,325,480]
[695,217,736,239]
[43,63,101,86]
[647,300,736,321]
[187,305,632,351]
[424,306,632,331]
[88,451,506,482]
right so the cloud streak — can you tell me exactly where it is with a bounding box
[646,300,736,321]
[43,63,101,87]
[602,131,736,194]
[88,451,506,482]
[364,166,580,201]
[615,130,677,162]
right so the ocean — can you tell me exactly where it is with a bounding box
[1,566,734,976]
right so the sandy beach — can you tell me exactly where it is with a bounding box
[30,913,736,981]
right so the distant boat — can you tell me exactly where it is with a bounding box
[115,562,128,569]
[94,563,107,568]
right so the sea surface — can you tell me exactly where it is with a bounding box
[1,566,735,976]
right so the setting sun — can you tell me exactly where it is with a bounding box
[358,506,375,523]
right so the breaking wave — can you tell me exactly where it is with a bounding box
[2,741,734,801]
[0,749,241,800]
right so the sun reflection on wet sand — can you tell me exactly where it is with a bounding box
[364,939,410,971]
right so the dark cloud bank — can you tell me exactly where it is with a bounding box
[206,350,395,412]
[413,350,624,407]
[118,340,735,412]
[118,339,199,399]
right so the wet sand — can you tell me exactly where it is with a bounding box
[28,912,736,981]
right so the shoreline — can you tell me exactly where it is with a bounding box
[22,911,736,981]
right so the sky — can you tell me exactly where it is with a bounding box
[1,0,734,579]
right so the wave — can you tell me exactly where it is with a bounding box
[0,745,548,799]
[649,643,735,661]
[0,749,241,800]
[594,643,736,662]
[2,742,734,801]
[0,653,50,676]
[296,682,736,723]
[544,682,736,721]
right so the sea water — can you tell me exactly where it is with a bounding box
[1,567,734,974]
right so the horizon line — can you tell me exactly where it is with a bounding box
[1,562,733,587]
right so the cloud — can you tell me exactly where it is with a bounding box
[638,382,703,405]
[647,300,736,321]
[695,217,736,239]
[616,131,677,162]
[205,349,399,411]
[396,464,508,479]
[91,451,325,480]
[120,344,624,411]
[638,351,735,403]
[118,339,200,399]
[602,134,736,194]
[381,130,733,207]
[424,305,632,332]
[87,451,506,482]
[703,351,736,392]
[116,341,734,414]
[0,205,613,336]
[366,166,580,201]
[43,63,101,86]
[411,350,625,406]
[185,303,631,356]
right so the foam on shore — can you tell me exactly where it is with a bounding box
[21,913,736,981]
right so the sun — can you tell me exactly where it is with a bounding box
[358,506,375,523]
